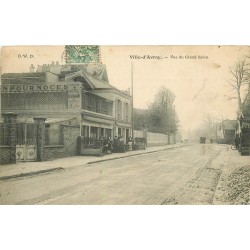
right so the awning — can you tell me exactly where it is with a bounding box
[82,115,115,126]
[115,122,132,128]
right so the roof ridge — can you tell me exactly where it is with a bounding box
[82,69,109,85]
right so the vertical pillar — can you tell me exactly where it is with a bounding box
[45,123,50,145]
[167,132,170,145]
[33,117,46,161]
[97,127,100,139]
[88,126,91,138]
[84,126,87,137]
[112,100,115,118]
[114,126,118,137]
[3,112,18,164]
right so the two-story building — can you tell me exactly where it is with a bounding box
[1,62,132,143]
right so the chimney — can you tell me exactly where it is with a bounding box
[56,61,59,65]
[52,61,55,65]
[29,64,35,73]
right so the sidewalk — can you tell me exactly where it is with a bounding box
[213,147,250,205]
[0,143,186,180]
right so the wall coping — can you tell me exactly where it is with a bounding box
[45,145,64,148]
[60,124,80,128]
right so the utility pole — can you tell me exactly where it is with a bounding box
[131,62,134,139]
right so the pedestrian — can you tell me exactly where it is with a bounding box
[128,137,133,151]
[107,136,113,153]
[113,136,118,152]
[235,135,239,149]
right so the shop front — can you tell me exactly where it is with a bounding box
[81,113,115,140]
[114,122,132,142]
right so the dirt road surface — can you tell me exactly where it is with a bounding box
[1,144,247,205]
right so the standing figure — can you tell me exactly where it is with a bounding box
[235,134,239,149]
[113,136,118,153]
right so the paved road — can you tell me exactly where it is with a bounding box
[0,144,229,205]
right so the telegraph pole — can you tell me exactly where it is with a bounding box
[131,62,134,139]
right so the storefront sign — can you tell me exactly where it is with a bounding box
[68,85,81,109]
[242,121,250,129]
[1,83,69,93]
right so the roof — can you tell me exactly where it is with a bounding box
[79,71,131,97]
[84,64,109,83]
[82,71,113,89]
[64,69,115,90]
[1,63,131,97]
[222,120,237,130]
[70,64,109,83]
[1,73,46,84]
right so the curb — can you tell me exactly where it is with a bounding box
[87,144,187,165]
[0,167,64,181]
[0,144,187,180]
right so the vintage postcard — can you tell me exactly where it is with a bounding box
[0,45,250,205]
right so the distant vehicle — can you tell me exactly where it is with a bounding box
[200,137,206,144]
[133,137,147,150]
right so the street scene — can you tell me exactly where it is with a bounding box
[0,45,250,205]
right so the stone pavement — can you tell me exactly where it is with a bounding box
[0,143,187,180]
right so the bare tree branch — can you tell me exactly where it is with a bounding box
[227,57,250,114]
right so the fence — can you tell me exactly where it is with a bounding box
[0,122,5,145]
[0,113,80,165]
[134,130,175,146]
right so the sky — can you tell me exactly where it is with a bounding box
[1,45,250,132]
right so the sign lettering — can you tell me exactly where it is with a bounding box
[242,122,250,129]
[1,84,72,93]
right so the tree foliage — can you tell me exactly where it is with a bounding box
[201,114,218,138]
[147,86,179,134]
[133,108,148,130]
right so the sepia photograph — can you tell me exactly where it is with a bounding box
[0,45,250,205]
[1,1,250,249]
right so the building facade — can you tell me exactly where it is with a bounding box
[1,62,132,146]
[216,119,236,144]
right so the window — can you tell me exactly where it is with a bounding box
[83,93,113,116]
[117,100,122,120]
[96,98,100,113]
[125,103,129,121]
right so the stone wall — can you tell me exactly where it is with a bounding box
[43,125,80,161]
[134,130,175,146]
[44,145,65,160]
[60,124,80,156]
[0,146,11,165]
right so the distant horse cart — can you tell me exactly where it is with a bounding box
[200,137,206,144]
[132,137,147,150]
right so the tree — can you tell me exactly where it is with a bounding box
[133,108,148,130]
[228,58,250,115]
[242,83,250,117]
[201,114,218,139]
[147,86,179,136]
